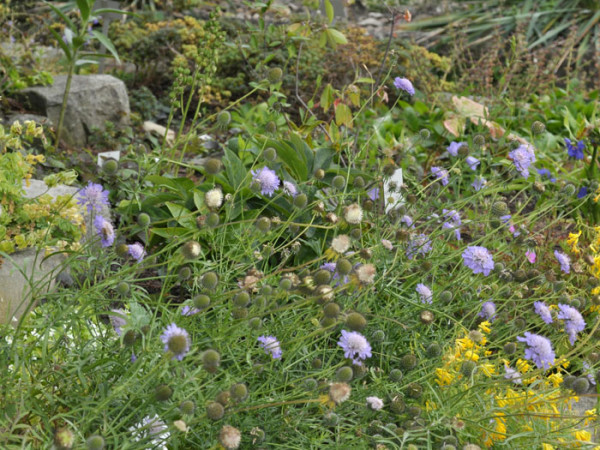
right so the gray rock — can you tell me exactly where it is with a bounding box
[8,114,53,128]
[17,74,130,147]
[358,17,383,27]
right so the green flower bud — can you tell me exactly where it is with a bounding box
[255,217,271,233]
[215,390,230,406]
[180,400,195,415]
[332,175,346,190]
[390,396,406,414]
[193,294,211,310]
[293,193,308,208]
[263,147,277,162]
[336,258,353,276]
[353,176,365,188]
[265,121,277,133]
[206,212,220,228]
[406,382,422,399]
[491,201,509,216]
[439,291,453,303]
[469,330,484,344]
[513,317,526,330]
[202,271,219,290]
[201,349,221,372]
[204,158,222,175]
[178,266,192,281]
[303,378,318,390]
[563,375,576,390]
[206,402,225,421]
[460,360,476,377]
[514,269,527,282]
[116,243,130,258]
[564,184,576,196]
[123,329,137,347]
[323,302,340,318]
[345,312,367,331]
[217,111,231,127]
[314,169,325,180]
[155,384,173,401]
[589,352,600,363]
[503,342,517,355]
[248,317,262,329]
[323,411,340,426]
[372,329,385,342]
[400,354,417,371]
[531,121,546,135]
[389,369,403,382]
[336,366,353,382]
[116,281,130,296]
[233,292,250,307]
[349,228,362,240]
[232,307,248,319]
[407,405,422,418]
[279,277,293,290]
[320,316,336,328]
[419,129,431,139]
[426,342,442,358]
[267,67,283,84]
[102,159,119,175]
[311,358,323,369]
[230,383,248,402]
[473,134,485,147]
[572,377,590,394]
[86,435,105,450]
[314,269,332,285]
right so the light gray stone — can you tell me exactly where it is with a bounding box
[17,74,130,147]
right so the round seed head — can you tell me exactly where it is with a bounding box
[353,176,365,188]
[123,329,137,347]
[206,212,220,228]
[419,129,431,139]
[233,292,250,307]
[279,278,293,290]
[178,266,192,281]
[419,310,434,325]
[439,291,453,303]
[311,358,323,369]
[267,67,283,84]
[332,175,346,190]
[180,400,195,415]
[460,360,476,377]
[389,369,403,382]
[201,349,221,371]
[155,384,173,401]
[564,184,576,196]
[473,134,485,147]
[263,147,277,161]
[315,285,334,304]
[345,312,367,331]
[314,269,332,285]
[400,354,417,371]
[230,383,248,402]
[193,294,210,310]
[572,377,590,394]
[468,330,484,344]
[219,425,241,449]
[323,302,340,318]
[181,241,202,259]
[204,158,222,175]
[116,281,130,296]
[372,329,385,342]
[265,121,277,133]
[514,269,527,282]
[216,390,230,406]
[336,366,354,382]
[323,411,340,427]
[202,271,219,290]
[390,396,406,414]
[86,435,105,450]
[137,212,151,227]
[303,378,318,390]
[491,201,509,216]
[293,193,308,208]
[248,317,262,329]
[116,243,129,258]
[407,405,422,418]
[255,217,271,233]
[55,428,74,450]
[513,317,526,330]
[206,402,225,421]
[336,258,353,275]
[503,342,517,355]
[102,159,119,175]
[531,120,546,135]
[217,111,231,126]
[406,382,422,399]
[426,342,442,358]
[314,168,325,180]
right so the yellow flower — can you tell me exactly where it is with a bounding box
[462,350,479,362]
[592,287,600,296]
[456,337,474,350]
[435,368,454,386]
[567,230,582,254]
[516,359,531,373]
[574,429,591,442]
[594,186,600,203]
[546,372,563,388]
[479,321,491,334]
[480,363,496,377]
[542,444,555,450]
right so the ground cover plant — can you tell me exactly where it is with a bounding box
[2,1,600,449]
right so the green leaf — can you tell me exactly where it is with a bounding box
[223,148,247,190]
[150,227,189,239]
[312,147,335,173]
[193,190,205,211]
[76,0,90,23]
[324,0,334,24]
[264,138,307,181]
[326,28,347,48]
[165,202,196,229]
[45,2,76,30]
[49,28,72,61]
[320,83,334,112]
[335,103,353,128]
[91,30,120,64]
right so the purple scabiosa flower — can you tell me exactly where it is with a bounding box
[578,187,588,199]
[504,365,522,384]
[93,215,115,247]
[534,301,553,324]
[431,166,449,186]
[77,181,109,214]
[465,156,480,171]
[517,332,555,370]
[416,283,433,304]
[447,141,466,157]
[338,330,372,366]
[406,233,432,260]
[321,262,350,286]
[393,77,415,96]
[472,176,486,191]
[479,301,496,321]
[401,215,414,228]
[109,309,127,336]
[442,209,462,240]
[129,414,170,449]
[537,168,556,182]
[557,304,585,345]
[131,353,137,363]
[160,323,191,361]
[366,396,384,411]
[367,187,380,201]
[508,144,536,177]
[565,138,585,160]
[282,181,298,197]
[251,166,280,197]
[554,250,570,273]
[181,305,201,316]
[584,361,597,386]
[128,243,146,263]
[526,250,536,264]
[462,246,494,276]
[258,335,282,359]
